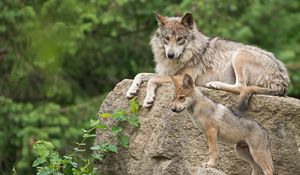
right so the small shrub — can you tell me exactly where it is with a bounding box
[32,97,140,175]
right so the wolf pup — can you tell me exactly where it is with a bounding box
[170,73,274,175]
[126,12,289,109]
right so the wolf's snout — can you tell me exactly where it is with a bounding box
[167,51,175,59]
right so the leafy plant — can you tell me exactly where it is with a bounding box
[32,98,140,175]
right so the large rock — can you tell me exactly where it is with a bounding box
[94,79,300,175]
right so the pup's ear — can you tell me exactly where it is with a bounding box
[181,12,193,29]
[153,11,167,26]
[182,74,194,89]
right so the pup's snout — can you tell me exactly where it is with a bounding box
[171,106,177,112]
[167,51,175,59]
[171,105,184,113]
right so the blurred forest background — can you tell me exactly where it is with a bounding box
[0,0,299,174]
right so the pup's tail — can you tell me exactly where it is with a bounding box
[238,86,282,112]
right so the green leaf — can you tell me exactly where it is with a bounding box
[98,113,111,118]
[91,142,109,151]
[12,167,17,175]
[33,141,54,158]
[112,109,127,121]
[130,97,139,113]
[36,167,52,175]
[96,123,108,130]
[127,115,140,128]
[32,157,46,167]
[111,126,122,134]
[118,134,129,148]
[107,144,118,153]
[83,133,96,138]
[63,155,72,160]
[93,153,104,161]
[69,161,78,168]
[90,145,101,151]
[90,119,100,127]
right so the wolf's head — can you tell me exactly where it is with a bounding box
[171,74,195,113]
[153,12,194,59]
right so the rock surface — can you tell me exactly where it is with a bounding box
[197,168,227,175]
[94,79,300,175]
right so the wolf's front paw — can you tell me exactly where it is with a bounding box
[143,96,155,108]
[202,162,216,168]
[126,87,139,98]
[206,81,221,90]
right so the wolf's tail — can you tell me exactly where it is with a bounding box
[238,86,284,112]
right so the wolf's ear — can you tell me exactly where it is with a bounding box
[153,11,167,26]
[182,74,194,89]
[181,13,193,29]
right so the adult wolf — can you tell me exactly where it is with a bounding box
[126,12,289,109]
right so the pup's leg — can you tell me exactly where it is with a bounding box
[143,76,173,107]
[126,73,157,98]
[235,143,261,175]
[248,142,274,175]
[203,127,218,168]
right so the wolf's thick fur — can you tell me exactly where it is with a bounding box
[126,12,289,108]
[171,74,274,175]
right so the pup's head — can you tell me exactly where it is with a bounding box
[171,74,195,113]
[153,12,194,59]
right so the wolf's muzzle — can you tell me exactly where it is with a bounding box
[167,52,175,59]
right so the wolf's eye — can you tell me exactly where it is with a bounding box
[177,37,183,42]
[164,36,170,41]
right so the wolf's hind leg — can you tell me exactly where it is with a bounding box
[206,49,252,93]
[235,143,261,175]
[126,73,157,98]
[206,81,242,93]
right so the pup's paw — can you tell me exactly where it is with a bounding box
[206,81,221,89]
[126,87,138,98]
[202,162,216,168]
[143,96,155,108]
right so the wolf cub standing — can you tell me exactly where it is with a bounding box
[126,12,289,109]
[171,74,274,175]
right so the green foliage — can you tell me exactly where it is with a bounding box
[0,96,99,174]
[33,98,140,175]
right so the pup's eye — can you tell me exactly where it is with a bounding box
[164,36,170,41]
[179,96,185,100]
[177,37,183,42]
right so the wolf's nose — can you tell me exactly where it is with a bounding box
[167,52,175,59]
